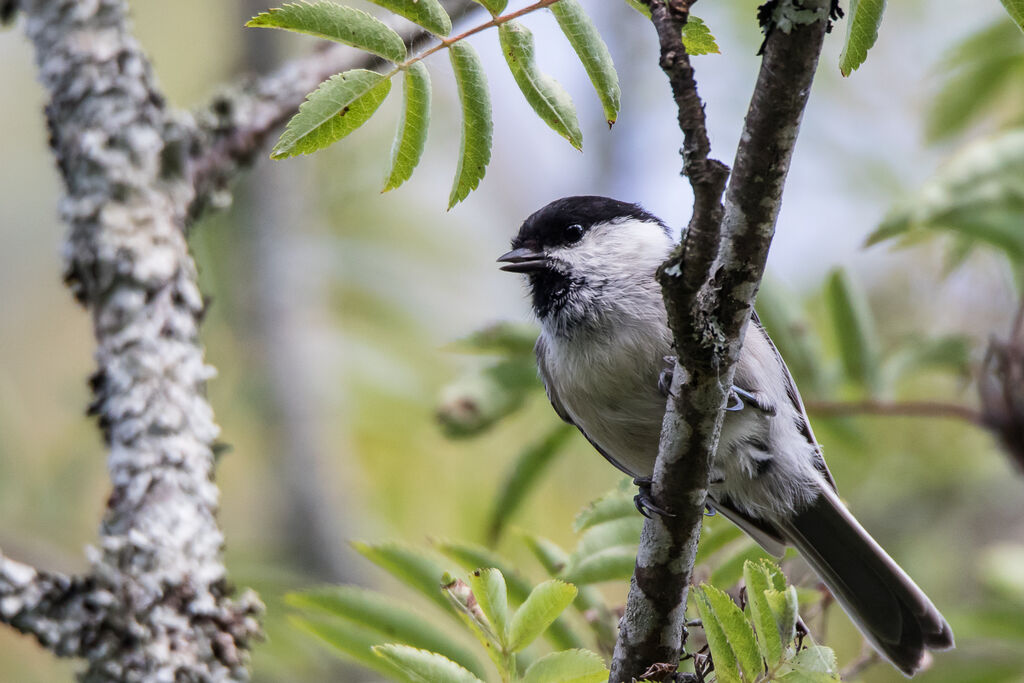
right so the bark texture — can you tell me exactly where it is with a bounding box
[7,0,481,679]
[610,1,831,680]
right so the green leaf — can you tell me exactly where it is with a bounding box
[778,671,840,683]
[560,546,636,585]
[693,587,741,683]
[522,649,608,683]
[383,63,431,192]
[825,268,881,395]
[838,0,886,76]
[573,488,637,532]
[509,580,578,651]
[550,0,621,125]
[575,516,642,559]
[289,614,412,680]
[436,357,539,438]
[448,41,493,208]
[999,0,1024,33]
[790,645,839,675]
[486,424,574,543]
[744,561,784,668]
[366,0,452,36]
[766,585,800,648]
[694,519,745,564]
[467,568,511,646]
[374,644,485,683]
[447,322,538,357]
[868,130,1024,264]
[247,2,406,62]
[697,584,762,683]
[624,0,651,18]
[754,279,829,396]
[710,542,774,589]
[271,70,391,159]
[351,541,454,615]
[499,21,582,150]
[435,540,587,650]
[472,0,508,14]
[286,586,485,678]
[681,16,720,56]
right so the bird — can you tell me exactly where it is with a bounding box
[497,195,954,676]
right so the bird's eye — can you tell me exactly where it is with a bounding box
[564,224,584,242]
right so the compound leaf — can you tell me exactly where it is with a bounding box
[366,0,452,36]
[272,69,391,159]
[384,63,431,192]
[499,21,582,150]
[374,644,485,683]
[550,0,620,125]
[248,2,406,62]
[448,42,492,208]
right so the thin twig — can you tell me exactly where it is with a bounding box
[840,643,880,681]
[806,399,987,427]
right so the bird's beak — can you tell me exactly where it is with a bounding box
[497,247,549,273]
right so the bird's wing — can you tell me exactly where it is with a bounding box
[535,335,638,478]
[750,310,837,492]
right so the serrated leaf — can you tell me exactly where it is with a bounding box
[825,268,881,395]
[550,0,620,125]
[366,0,452,36]
[522,649,608,683]
[573,489,637,532]
[509,580,578,651]
[434,539,587,651]
[286,586,485,678]
[472,0,508,14]
[560,546,637,585]
[272,70,391,159]
[778,671,840,683]
[697,584,762,682]
[289,614,413,680]
[766,585,800,648]
[351,541,454,615]
[521,533,571,576]
[499,21,582,150]
[374,644,485,683]
[248,2,406,62]
[838,0,886,76]
[681,16,720,55]
[693,587,741,683]
[1000,0,1024,32]
[467,568,511,646]
[744,561,784,668]
[384,63,431,192]
[448,42,493,208]
[790,645,839,675]
[486,424,574,543]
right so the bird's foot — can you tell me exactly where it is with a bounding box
[658,356,677,398]
[727,386,777,414]
[633,477,674,519]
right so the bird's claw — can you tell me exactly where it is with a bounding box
[658,356,677,398]
[633,477,674,518]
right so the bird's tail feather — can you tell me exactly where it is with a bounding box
[777,488,953,676]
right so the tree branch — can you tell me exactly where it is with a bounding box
[185,0,482,220]
[805,399,986,426]
[610,1,831,680]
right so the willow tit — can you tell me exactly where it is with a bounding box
[498,196,953,676]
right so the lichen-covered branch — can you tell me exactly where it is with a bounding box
[610,1,831,680]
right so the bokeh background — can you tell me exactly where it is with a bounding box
[1,1,1023,681]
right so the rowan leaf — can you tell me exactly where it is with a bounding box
[248,2,406,62]
[448,42,492,208]
[289,614,411,680]
[467,568,511,647]
[383,63,431,192]
[508,580,578,651]
[499,21,582,150]
[472,0,508,14]
[366,0,452,36]
[744,560,784,668]
[271,69,391,159]
[999,0,1024,33]
[697,584,762,682]
[522,649,608,683]
[839,0,886,76]
[374,644,485,683]
[351,540,454,615]
[681,16,720,55]
[550,0,620,125]
[825,268,881,395]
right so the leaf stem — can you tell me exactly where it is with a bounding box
[386,0,563,76]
